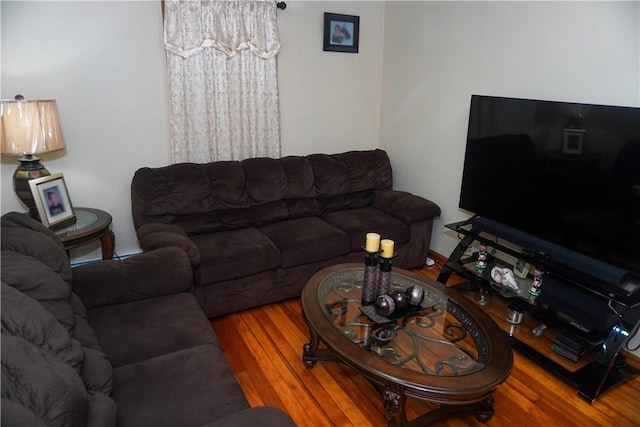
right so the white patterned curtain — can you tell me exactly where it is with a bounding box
[164,0,281,163]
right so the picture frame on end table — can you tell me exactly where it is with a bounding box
[323,12,359,53]
[562,129,586,155]
[29,172,76,229]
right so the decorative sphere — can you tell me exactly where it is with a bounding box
[390,290,409,310]
[374,294,395,317]
[405,285,424,306]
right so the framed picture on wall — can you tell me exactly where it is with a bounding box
[562,129,586,155]
[323,12,359,53]
[29,172,76,228]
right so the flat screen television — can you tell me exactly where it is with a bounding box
[459,95,640,277]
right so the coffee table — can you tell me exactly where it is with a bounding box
[301,263,513,426]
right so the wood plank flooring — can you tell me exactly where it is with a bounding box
[210,261,640,427]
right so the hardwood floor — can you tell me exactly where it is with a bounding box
[210,262,640,427]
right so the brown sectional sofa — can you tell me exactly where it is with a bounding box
[131,149,441,318]
[1,212,296,427]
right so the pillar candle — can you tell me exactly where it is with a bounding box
[380,239,394,258]
[365,233,381,252]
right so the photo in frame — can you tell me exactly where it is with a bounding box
[323,12,359,53]
[513,259,530,279]
[29,172,76,228]
[562,129,586,155]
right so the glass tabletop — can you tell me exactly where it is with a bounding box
[54,209,98,234]
[318,268,488,377]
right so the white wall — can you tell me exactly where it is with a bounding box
[1,0,385,261]
[379,1,640,258]
[277,1,385,156]
[2,0,639,265]
[379,1,640,357]
[1,1,171,261]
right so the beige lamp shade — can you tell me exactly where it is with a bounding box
[1,99,66,156]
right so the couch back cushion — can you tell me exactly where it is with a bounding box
[1,281,116,427]
[1,213,75,330]
[309,149,393,213]
[1,283,89,426]
[241,156,319,226]
[131,149,393,233]
[1,213,117,426]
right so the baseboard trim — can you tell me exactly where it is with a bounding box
[427,249,448,267]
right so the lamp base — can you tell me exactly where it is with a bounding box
[13,155,51,218]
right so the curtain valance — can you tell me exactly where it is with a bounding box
[164,0,281,59]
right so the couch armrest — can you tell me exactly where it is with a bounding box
[372,190,441,224]
[72,247,193,310]
[137,223,201,266]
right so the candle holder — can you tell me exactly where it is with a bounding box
[529,267,544,297]
[476,244,488,278]
[361,248,381,305]
[376,254,397,297]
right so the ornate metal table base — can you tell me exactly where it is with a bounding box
[303,335,496,427]
[302,326,335,369]
[380,382,495,427]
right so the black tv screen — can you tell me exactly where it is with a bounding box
[459,95,640,275]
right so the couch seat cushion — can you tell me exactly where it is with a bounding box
[190,227,280,285]
[208,407,297,427]
[259,217,350,268]
[322,206,411,251]
[113,344,249,427]
[88,293,216,367]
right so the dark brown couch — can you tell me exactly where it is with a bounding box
[131,149,441,318]
[1,212,295,427]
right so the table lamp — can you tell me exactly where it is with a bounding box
[1,95,66,217]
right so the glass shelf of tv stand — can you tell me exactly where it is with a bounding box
[442,218,640,308]
[450,269,597,374]
[444,219,549,273]
[442,245,603,384]
[439,218,640,402]
[455,253,606,346]
[441,219,610,346]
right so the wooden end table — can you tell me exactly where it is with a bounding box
[55,207,114,260]
[301,263,513,427]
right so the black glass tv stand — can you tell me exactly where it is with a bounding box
[437,217,640,403]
